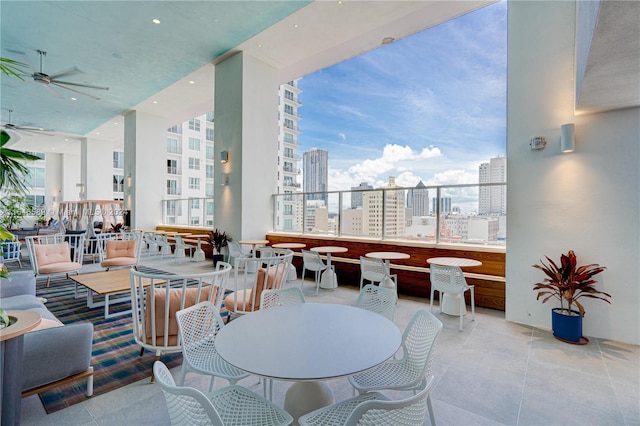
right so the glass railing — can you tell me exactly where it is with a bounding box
[272,182,507,247]
[162,197,214,226]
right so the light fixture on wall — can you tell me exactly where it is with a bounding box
[220,150,229,164]
[221,173,230,186]
[560,123,575,153]
[126,173,132,185]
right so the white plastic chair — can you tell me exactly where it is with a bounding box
[299,377,435,426]
[223,250,293,322]
[260,286,306,309]
[227,241,250,269]
[155,234,174,259]
[173,235,196,262]
[348,309,442,412]
[359,256,398,293]
[176,301,249,391]
[130,263,232,381]
[356,284,396,321]
[301,249,332,296]
[429,264,475,331]
[153,361,293,426]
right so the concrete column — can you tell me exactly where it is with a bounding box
[81,137,114,200]
[124,111,169,230]
[214,52,279,241]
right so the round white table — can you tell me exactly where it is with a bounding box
[216,303,401,422]
[365,251,410,291]
[427,257,482,315]
[310,246,348,289]
[188,234,209,262]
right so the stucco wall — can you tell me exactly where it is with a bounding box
[506,1,640,344]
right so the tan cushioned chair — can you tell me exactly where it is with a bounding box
[101,239,138,269]
[33,242,82,275]
[223,266,286,313]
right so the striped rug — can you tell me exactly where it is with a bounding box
[34,267,226,414]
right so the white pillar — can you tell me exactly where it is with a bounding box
[214,52,279,240]
[81,137,114,200]
[124,111,169,230]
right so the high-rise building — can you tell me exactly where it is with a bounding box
[363,176,405,238]
[479,156,506,215]
[303,148,328,204]
[431,197,452,214]
[351,182,373,209]
[408,180,429,216]
[112,82,302,228]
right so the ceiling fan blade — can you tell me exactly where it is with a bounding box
[52,80,109,91]
[51,81,102,100]
[42,83,66,99]
[16,124,55,132]
[16,128,55,137]
[49,67,81,80]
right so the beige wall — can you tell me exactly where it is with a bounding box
[506,1,640,344]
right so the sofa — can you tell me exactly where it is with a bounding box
[0,271,94,397]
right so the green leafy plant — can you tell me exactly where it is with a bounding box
[0,195,34,230]
[1,131,41,195]
[533,250,610,317]
[208,229,229,254]
[0,57,28,80]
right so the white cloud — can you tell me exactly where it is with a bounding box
[338,133,346,140]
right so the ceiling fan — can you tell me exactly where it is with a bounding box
[2,109,54,136]
[28,50,109,100]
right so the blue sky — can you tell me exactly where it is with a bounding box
[298,1,507,191]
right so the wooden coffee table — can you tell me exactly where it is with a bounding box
[70,268,161,318]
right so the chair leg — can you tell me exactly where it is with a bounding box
[150,355,160,383]
[459,294,464,331]
[86,366,94,397]
[429,288,434,312]
[315,271,320,296]
[470,287,475,322]
[46,275,51,287]
[427,394,436,426]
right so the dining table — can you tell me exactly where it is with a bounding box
[187,234,210,262]
[215,303,401,423]
[427,257,482,316]
[364,251,410,291]
[310,246,348,289]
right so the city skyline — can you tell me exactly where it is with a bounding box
[298,1,507,192]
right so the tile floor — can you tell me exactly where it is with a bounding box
[19,256,640,425]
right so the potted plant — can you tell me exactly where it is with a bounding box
[533,250,610,344]
[208,229,229,266]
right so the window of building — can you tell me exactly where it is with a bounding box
[206,201,214,215]
[167,179,178,195]
[188,177,200,190]
[206,128,214,141]
[205,183,214,197]
[190,217,200,225]
[205,144,214,160]
[25,195,45,207]
[284,104,294,115]
[167,159,178,174]
[284,147,294,158]
[188,119,200,131]
[188,137,200,151]
[113,151,124,169]
[26,167,45,188]
[285,90,294,101]
[25,151,45,160]
[113,175,124,192]
[168,124,182,134]
[167,138,180,154]
[284,118,294,130]
[190,199,200,209]
[206,112,214,122]
[284,133,294,143]
[188,157,200,170]
[206,164,214,179]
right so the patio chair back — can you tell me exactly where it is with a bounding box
[25,233,85,286]
[356,284,396,321]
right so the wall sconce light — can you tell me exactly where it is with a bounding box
[220,150,229,164]
[560,123,575,153]
[221,173,230,186]
[126,173,132,185]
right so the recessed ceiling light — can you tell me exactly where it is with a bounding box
[95,132,100,135]
[189,80,195,84]
[293,24,299,28]
[337,0,343,3]
[153,101,158,104]
[258,43,263,48]
[64,139,69,142]
[152,18,160,24]
[70,97,77,101]
[113,122,119,125]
